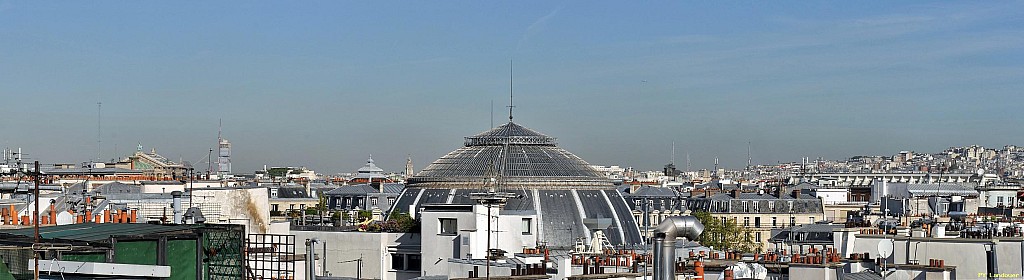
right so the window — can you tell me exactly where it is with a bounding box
[388,197,396,205]
[522,218,533,234]
[272,204,279,212]
[407,254,421,271]
[371,197,378,206]
[753,201,760,212]
[756,232,762,242]
[391,253,421,271]
[754,217,761,228]
[768,201,775,212]
[997,196,1004,205]
[809,217,815,224]
[391,253,405,270]
[440,218,458,235]
[787,201,794,212]
[790,217,796,226]
[289,204,295,210]
[743,217,750,227]
[300,204,305,209]
[772,217,777,228]
[742,201,749,212]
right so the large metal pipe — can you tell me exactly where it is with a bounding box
[171,191,183,224]
[653,216,704,280]
[306,238,319,280]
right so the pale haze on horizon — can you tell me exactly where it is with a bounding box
[1,1,1022,174]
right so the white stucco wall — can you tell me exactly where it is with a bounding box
[292,231,419,280]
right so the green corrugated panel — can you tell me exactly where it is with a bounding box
[61,253,106,263]
[167,239,197,280]
[0,259,13,280]
[114,241,158,265]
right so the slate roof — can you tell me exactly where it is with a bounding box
[1,223,198,242]
[93,182,141,194]
[840,271,882,280]
[322,183,403,195]
[905,183,977,197]
[769,223,841,243]
[703,192,818,200]
[325,184,377,195]
[627,186,681,197]
[43,167,144,175]
[274,187,313,199]
[379,183,405,194]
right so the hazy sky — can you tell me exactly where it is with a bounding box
[1,1,1022,174]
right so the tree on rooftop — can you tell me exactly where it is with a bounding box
[692,211,760,253]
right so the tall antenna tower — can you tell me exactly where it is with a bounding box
[508,59,515,122]
[216,119,231,177]
[97,102,102,162]
[671,141,676,165]
[686,152,691,173]
[747,141,752,168]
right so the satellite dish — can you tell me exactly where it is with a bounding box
[977,168,985,176]
[56,211,75,225]
[877,239,894,258]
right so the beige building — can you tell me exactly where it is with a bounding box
[686,187,825,251]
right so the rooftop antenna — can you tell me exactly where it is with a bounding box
[686,152,691,173]
[97,102,102,162]
[508,59,515,123]
[671,141,676,165]
[747,141,752,168]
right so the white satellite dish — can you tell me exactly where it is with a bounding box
[55,211,75,225]
[877,239,894,258]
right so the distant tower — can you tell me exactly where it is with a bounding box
[405,155,414,177]
[217,120,231,177]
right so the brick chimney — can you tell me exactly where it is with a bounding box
[791,189,802,198]
[776,186,787,198]
[732,189,741,198]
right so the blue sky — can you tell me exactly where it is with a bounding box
[1,1,1022,173]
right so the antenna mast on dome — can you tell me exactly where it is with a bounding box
[508,59,515,123]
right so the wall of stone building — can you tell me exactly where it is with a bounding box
[717,212,823,251]
[192,187,271,234]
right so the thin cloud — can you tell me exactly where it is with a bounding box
[516,6,563,52]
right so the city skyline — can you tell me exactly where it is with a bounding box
[1,2,1022,173]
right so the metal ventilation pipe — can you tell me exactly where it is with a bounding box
[653,216,704,280]
[306,238,319,280]
[171,191,183,224]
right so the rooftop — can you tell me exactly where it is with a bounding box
[1,223,199,242]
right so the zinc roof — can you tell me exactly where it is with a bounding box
[1,223,198,242]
